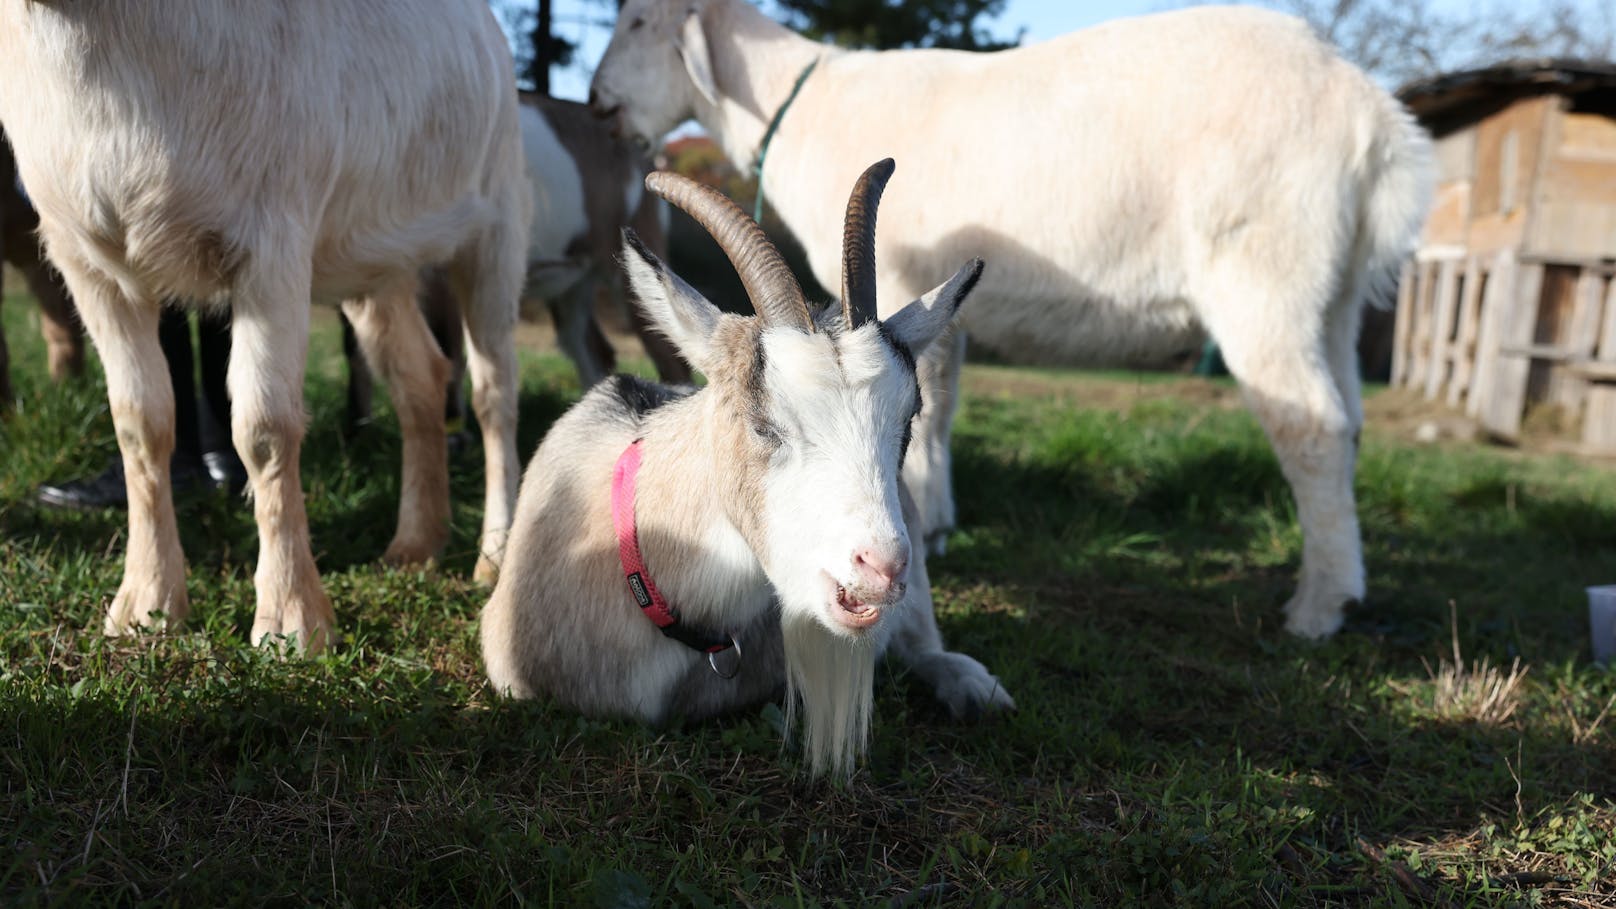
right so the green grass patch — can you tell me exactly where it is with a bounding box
[2,290,1613,906]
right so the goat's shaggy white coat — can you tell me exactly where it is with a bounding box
[590,1,1434,638]
[0,0,531,650]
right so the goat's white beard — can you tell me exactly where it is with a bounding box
[780,610,878,778]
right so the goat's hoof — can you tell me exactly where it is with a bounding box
[381,539,443,569]
[1283,593,1356,640]
[924,528,952,557]
[104,582,189,636]
[925,652,1016,720]
[473,554,501,586]
[250,593,336,655]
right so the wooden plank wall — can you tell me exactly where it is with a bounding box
[1393,252,1616,451]
[1585,278,1616,452]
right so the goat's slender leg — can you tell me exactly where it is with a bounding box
[341,280,452,566]
[903,325,966,555]
[452,226,524,585]
[15,240,85,382]
[230,261,334,653]
[1209,294,1364,640]
[887,486,1014,718]
[52,262,189,633]
[548,277,611,388]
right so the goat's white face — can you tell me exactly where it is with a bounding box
[753,324,920,638]
[590,0,719,151]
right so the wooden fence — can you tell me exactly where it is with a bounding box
[1391,250,1616,453]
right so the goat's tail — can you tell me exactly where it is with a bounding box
[780,611,876,779]
[1352,97,1435,310]
[343,194,499,276]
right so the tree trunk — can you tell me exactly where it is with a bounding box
[530,0,552,96]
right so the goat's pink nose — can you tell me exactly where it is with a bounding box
[853,548,908,596]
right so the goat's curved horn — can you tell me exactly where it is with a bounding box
[840,158,895,330]
[644,171,813,332]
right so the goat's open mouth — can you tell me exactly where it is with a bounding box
[833,583,883,629]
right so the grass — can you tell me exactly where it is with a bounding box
[2,289,1614,907]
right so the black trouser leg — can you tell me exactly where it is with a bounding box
[159,306,202,461]
[196,307,233,455]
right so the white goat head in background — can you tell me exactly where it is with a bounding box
[589,0,722,150]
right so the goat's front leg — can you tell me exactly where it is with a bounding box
[57,266,189,633]
[230,271,334,653]
[887,486,1014,720]
[903,326,965,556]
[341,281,452,566]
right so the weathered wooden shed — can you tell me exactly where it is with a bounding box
[1391,60,1616,451]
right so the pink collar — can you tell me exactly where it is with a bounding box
[612,439,739,670]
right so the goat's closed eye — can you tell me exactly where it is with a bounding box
[753,419,784,449]
[629,17,645,30]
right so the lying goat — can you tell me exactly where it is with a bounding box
[481,161,1014,776]
[0,0,530,651]
[0,131,83,410]
[590,1,1433,639]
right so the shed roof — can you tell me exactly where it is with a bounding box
[1398,59,1616,132]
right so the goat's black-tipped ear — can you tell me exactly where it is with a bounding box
[621,227,723,370]
[882,258,983,356]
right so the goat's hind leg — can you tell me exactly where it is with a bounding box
[1209,292,1364,640]
[54,263,189,633]
[341,277,452,566]
[450,221,523,585]
[230,260,335,653]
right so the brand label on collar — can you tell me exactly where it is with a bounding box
[627,572,653,608]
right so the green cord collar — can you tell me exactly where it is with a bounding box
[751,56,820,222]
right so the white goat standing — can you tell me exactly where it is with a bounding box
[589,1,1434,639]
[0,0,530,651]
[481,161,1014,776]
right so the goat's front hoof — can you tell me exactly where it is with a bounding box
[915,651,1016,721]
[1283,592,1356,640]
[104,577,189,636]
[251,589,336,655]
[472,554,500,586]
